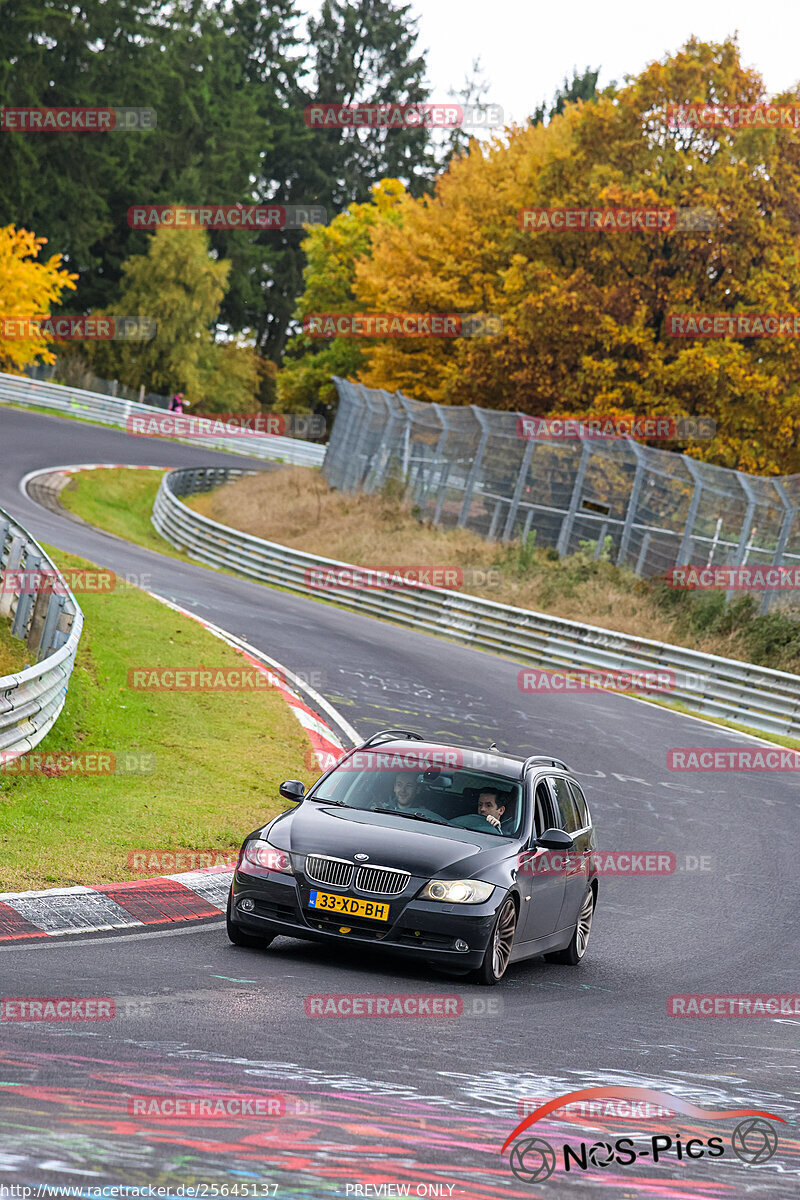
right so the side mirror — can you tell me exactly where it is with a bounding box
[534,827,574,851]
[279,779,305,803]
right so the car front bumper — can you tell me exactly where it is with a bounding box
[229,869,502,969]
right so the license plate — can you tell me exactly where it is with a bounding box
[307,890,390,921]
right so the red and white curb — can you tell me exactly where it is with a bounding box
[0,592,359,944]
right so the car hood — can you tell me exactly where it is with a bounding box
[265,803,518,878]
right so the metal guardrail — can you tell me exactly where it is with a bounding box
[0,372,326,468]
[0,507,84,760]
[153,466,800,739]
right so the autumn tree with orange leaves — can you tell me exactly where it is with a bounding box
[292,38,800,475]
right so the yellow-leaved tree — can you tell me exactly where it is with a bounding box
[0,226,77,373]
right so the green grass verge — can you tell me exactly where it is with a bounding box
[0,545,317,892]
[61,467,800,751]
[0,620,31,678]
[59,467,191,559]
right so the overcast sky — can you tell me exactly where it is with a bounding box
[315,0,800,127]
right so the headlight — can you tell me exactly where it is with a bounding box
[419,879,494,904]
[240,839,293,874]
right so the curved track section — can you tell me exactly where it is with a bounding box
[0,405,797,1197]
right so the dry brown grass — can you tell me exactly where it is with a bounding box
[180,466,800,671]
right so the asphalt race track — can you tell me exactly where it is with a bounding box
[1,406,798,1198]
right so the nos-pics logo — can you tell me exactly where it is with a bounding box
[503,1087,783,1182]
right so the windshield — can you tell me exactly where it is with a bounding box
[309,765,524,838]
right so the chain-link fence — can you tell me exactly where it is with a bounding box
[324,378,800,612]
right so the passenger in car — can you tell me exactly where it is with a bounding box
[477,789,515,833]
[390,774,422,810]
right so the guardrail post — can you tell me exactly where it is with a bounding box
[617,442,647,568]
[556,440,592,557]
[457,408,489,528]
[0,535,25,618]
[502,437,535,542]
[38,592,66,659]
[11,552,40,640]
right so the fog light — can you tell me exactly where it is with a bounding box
[454,939,469,952]
[239,898,255,912]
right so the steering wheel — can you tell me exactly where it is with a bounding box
[449,813,503,834]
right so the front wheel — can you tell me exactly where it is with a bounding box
[474,895,517,985]
[226,891,274,949]
[545,887,595,965]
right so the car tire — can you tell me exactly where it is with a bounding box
[226,891,274,949]
[545,886,595,965]
[473,895,517,985]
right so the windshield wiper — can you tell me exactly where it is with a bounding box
[371,806,448,826]
[308,797,350,807]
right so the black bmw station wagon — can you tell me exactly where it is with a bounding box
[227,729,598,984]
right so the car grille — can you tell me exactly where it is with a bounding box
[305,855,354,888]
[355,865,410,895]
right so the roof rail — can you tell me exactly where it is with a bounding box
[360,728,424,749]
[523,755,570,773]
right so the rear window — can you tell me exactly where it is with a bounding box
[549,776,581,834]
[568,780,589,829]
